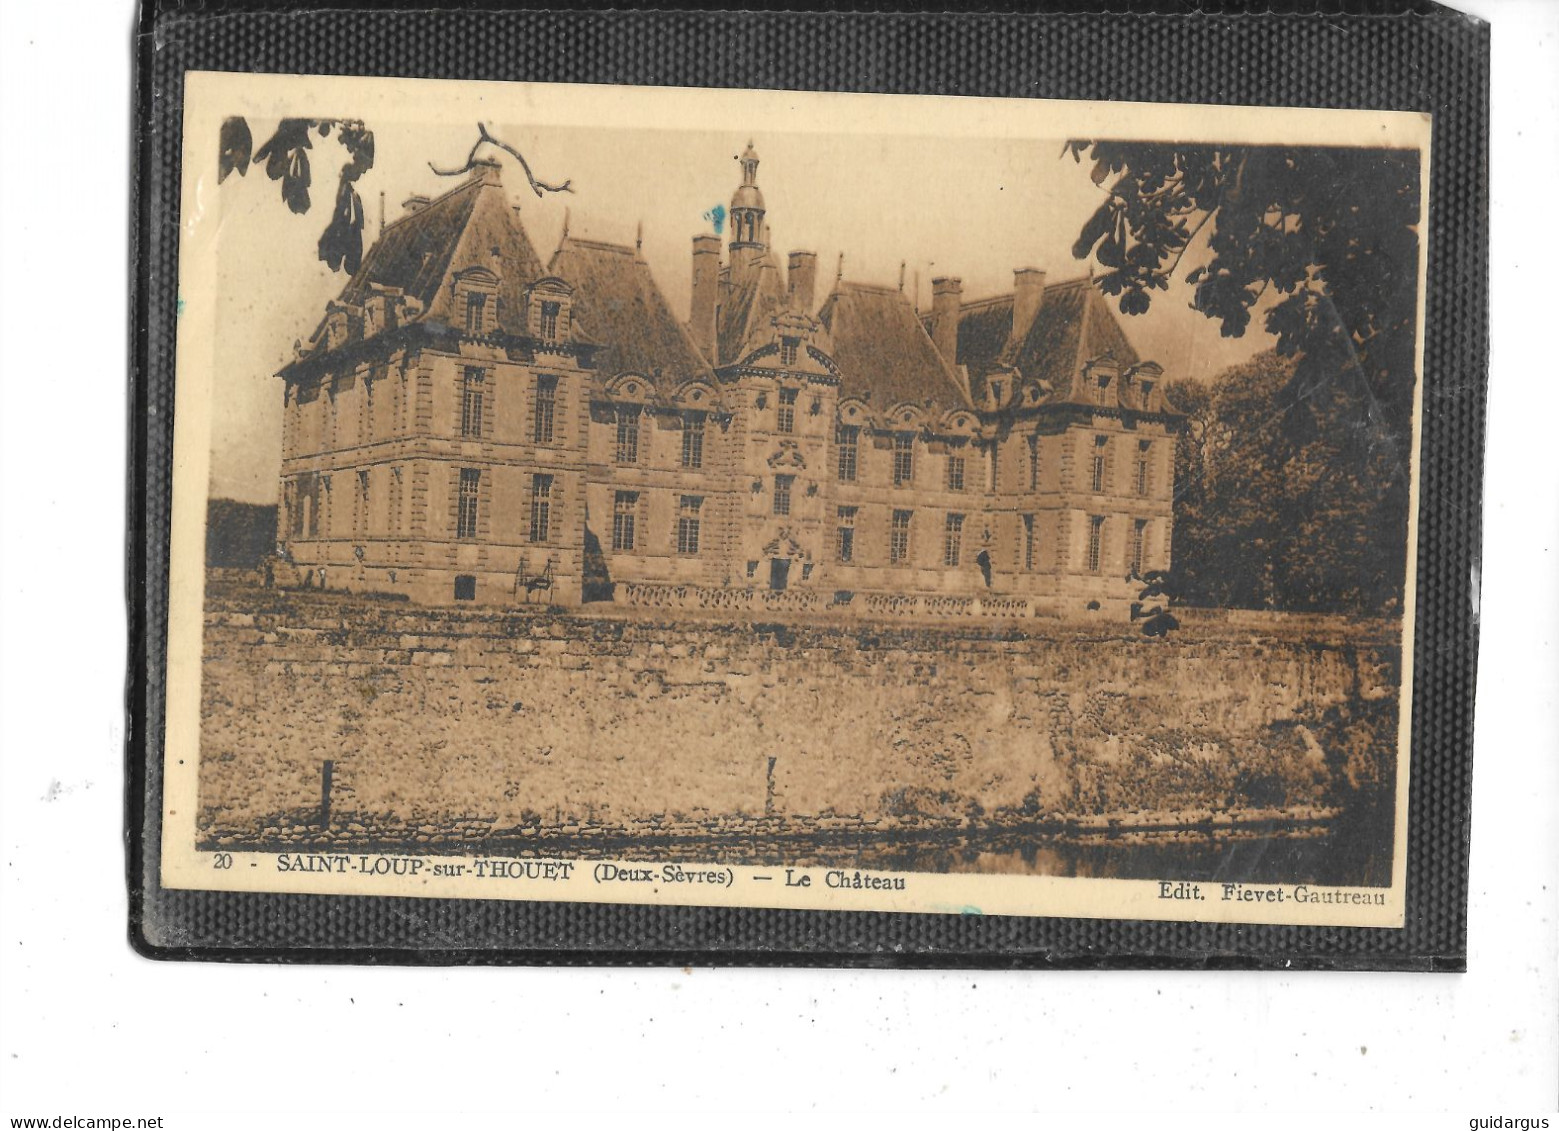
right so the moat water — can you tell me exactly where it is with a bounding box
[225,804,1393,889]
[809,828,1389,888]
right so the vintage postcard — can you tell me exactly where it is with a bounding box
[162,71,1430,926]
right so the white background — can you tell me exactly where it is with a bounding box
[1,0,1554,1122]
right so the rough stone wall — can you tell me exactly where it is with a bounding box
[197,582,1400,841]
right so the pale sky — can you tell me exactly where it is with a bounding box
[208,116,1276,503]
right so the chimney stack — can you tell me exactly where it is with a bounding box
[690,233,721,361]
[787,251,818,315]
[1012,268,1047,345]
[931,276,962,365]
[472,156,503,188]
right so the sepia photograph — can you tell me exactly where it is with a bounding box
[162,74,1429,924]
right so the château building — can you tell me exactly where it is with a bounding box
[273,144,1181,616]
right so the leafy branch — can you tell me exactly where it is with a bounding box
[219,116,377,274]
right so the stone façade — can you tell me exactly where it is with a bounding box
[273,144,1184,614]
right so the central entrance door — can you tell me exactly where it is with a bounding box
[769,558,790,591]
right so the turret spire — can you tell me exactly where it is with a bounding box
[729,139,768,255]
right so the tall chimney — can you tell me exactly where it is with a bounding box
[931,276,962,365]
[690,233,721,361]
[787,251,818,315]
[1012,267,1047,345]
[472,156,503,188]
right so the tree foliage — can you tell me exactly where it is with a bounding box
[1165,353,1406,615]
[1067,141,1421,615]
[219,116,376,274]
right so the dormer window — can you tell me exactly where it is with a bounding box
[465,292,487,333]
[990,380,1004,404]
[325,308,349,350]
[780,337,799,366]
[525,278,574,344]
[1139,380,1154,407]
[452,267,499,336]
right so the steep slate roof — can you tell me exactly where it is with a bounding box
[950,295,1016,402]
[336,163,547,336]
[1006,277,1140,397]
[717,255,788,364]
[549,236,716,385]
[818,282,970,409]
[928,275,1143,405]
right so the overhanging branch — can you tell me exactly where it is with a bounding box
[429,123,574,197]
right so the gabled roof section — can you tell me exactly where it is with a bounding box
[338,179,481,311]
[717,255,788,365]
[549,236,716,386]
[818,282,970,410]
[336,164,548,336]
[933,295,1017,402]
[1007,277,1139,399]
[936,276,1145,405]
[955,296,1015,374]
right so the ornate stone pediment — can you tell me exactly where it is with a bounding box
[761,528,807,559]
[766,440,807,470]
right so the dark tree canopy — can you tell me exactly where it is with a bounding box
[1164,352,1407,616]
[1067,142,1421,442]
[1068,142,1422,616]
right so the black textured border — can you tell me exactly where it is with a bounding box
[129,0,1488,969]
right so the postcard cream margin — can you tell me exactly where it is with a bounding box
[162,71,1431,926]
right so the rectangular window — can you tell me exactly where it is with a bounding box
[1132,518,1148,575]
[892,434,915,487]
[540,300,560,340]
[461,368,485,439]
[1028,434,1040,490]
[946,455,965,492]
[773,474,794,517]
[612,490,638,551]
[677,495,703,555]
[836,425,859,482]
[777,387,798,434]
[681,412,705,469]
[1136,441,1152,496]
[357,469,370,532]
[1091,454,1106,493]
[943,513,964,567]
[529,474,553,543]
[457,468,481,540]
[781,338,799,366]
[836,506,857,563]
[1087,514,1105,572]
[1023,514,1037,570]
[533,376,557,444]
[989,443,1000,491]
[890,509,912,564]
[615,406,640,464]
[465,292,487,334]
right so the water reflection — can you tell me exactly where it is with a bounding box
[842,830,1389,888]
[480,824,1391,888]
